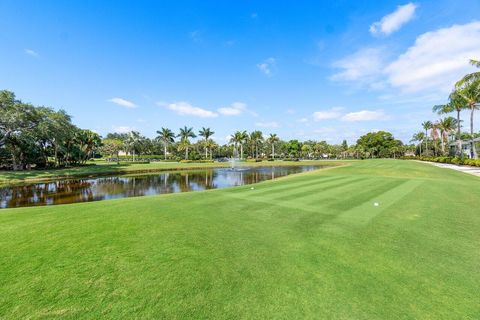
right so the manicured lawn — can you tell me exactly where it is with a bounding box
[0,160,478,319]
[0,160,341,185]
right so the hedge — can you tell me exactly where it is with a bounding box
[401,156,480,167]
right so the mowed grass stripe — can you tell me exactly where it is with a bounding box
[325,178,406,211]
[326,179,423,230]
[224,173,344,196]
[269,176,366,203]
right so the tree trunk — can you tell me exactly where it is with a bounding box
[186,147,189,160]
[164,144,167,160]
[440,132,445,154]
[470,106,477,159]
[272,145,275,160]
[424,129,428,156]
[457,109,462,157]
[240,144,243,159]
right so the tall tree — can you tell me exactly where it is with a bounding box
[250,131,263,159]
[156,128,175,160]
[178,126,196,160]
[266,133,279,160]
[126,131,142,161]
[433,92,466,157]
[456,59,480,86]
[421,121,432,155]
[456,79,480,158]
[410,132,425,155]
[436,117,457,154]
[198,127,214,159]
[101,139,123,164]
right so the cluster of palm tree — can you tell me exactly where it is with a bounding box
[155,126,215,160]
[412,59,480,158]
[229,131,280,160]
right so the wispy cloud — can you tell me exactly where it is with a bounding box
[255,121,279,128]
[331,21,480,96]
[159,101,218,118]
[108,98,138,108]
[341,110,388,122]
[330,48,384,84]
[312,107,343,121]
[217,102,247,116]
[257,57,276,76]
[385,21,480,93]
[370,3,417,36]
[24,49,39,58]
[251,13,258,19]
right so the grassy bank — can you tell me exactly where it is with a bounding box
[0,160,479,318]
[0,160,344,185]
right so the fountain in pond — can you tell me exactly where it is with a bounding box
[230,146,239,170]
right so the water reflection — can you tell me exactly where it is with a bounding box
[0,165,322,208]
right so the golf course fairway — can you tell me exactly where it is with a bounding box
[0,160,479,319]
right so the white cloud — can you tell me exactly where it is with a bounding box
[255,121,279,128]
[257,57,276,76]
[24,49,39,57]
[298,118,309,123]
[217,102,247,116]
[385,21,480,93]
[330,48,384,83]
[159,101,218,118]
[370,3,417,36]
[341,110,388,122]
[108,98,137,108]
[312,107,343,121]
[112,126,134,133]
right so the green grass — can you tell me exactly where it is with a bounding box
[0,160,479,319]
[0,160,342,185]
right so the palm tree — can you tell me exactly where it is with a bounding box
[177,126,196,160]
[198,127,214,159]
[421,121,432,155]
[229,132,240,158]
[456,59,480,86]
[456,79,480,158]
[205,139,217,159]
[238,130,248,159]
[430,123,440,156]
[230,130,248,159]
[250,130,263,159]
[266,133,280,160]
[126,131,141,161]
[436,117,457,154]
[433,92,466,156]
[410,132,425,155]
[156,127,175,160]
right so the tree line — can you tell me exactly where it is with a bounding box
[1,89,407,171]
[411,59,480,159]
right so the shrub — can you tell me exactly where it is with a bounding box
[118,161,150,165]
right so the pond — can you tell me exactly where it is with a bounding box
[0,165,324,209]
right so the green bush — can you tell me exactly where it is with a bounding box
[405,156,480,167]
[179,160,215,163]
[118,161,150,165]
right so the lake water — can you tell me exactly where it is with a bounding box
[0,165,324,209]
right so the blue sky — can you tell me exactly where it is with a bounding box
[1,0,480,144]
